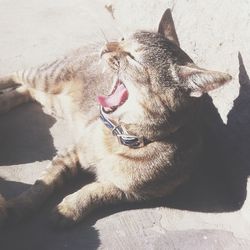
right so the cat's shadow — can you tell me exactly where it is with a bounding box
[0,102,56,165]
[0,176,101,250]
[151,51,250,212]
[168,52,250,212]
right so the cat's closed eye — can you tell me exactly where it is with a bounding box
[126,52,135,61]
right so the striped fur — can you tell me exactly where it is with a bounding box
[0,9,231,227]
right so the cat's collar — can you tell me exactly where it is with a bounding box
[99,107,146,149]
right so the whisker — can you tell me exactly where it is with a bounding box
[98,27,109,43]
[83,4,125,42]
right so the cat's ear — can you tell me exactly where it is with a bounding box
[178,64,232,97]
[158,9,180,47]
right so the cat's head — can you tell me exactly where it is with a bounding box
[99,9,231,140]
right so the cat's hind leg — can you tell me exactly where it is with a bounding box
[0,58,75,115]
[0,74,21,91]
[0,85,30,114]
[0,71,33,114]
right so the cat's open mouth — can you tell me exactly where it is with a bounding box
[97,79,129,113]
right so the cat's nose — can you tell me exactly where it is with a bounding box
[101,42,120,57]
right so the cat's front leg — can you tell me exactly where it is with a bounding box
[51,182,125,227]
[6,146,80,223]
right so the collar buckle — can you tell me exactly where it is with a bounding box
[117,134,145,148]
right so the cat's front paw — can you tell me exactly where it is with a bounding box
[50,196,84,228]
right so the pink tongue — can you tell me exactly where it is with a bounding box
[97,84,128,108]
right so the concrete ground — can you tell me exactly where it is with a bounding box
[0,0,250,249]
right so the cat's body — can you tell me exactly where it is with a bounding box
[0,9,231,227]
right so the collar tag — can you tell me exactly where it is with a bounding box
[99,107,145,148]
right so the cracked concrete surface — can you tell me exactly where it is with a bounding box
[0,0,250,249]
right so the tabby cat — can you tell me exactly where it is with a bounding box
[0,9,231,227]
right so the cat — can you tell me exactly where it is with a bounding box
[0,9,231,227]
